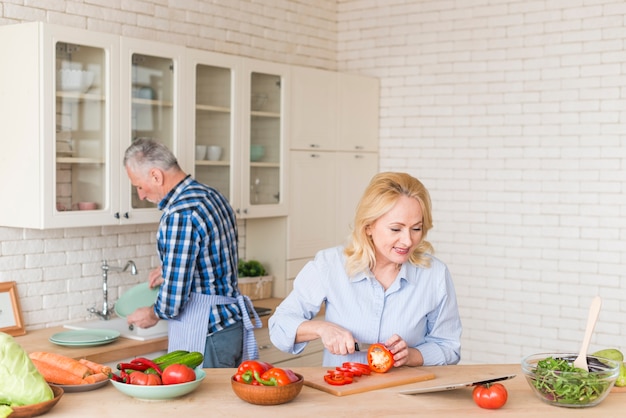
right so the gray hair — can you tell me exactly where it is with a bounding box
[123,138,180,176]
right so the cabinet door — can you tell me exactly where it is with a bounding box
[187,49,241,206]
[338,73,380,152]
[335,152,379,244]
[287,151,337,260]
[290,66,337,151]
[119,38,186,223]
[239,59,289,218]
[0,23,123,229]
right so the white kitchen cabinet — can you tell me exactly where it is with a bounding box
[0,22,186,229]
[187,52,289,219]
[290,67,379,152]
[286,67,379,286]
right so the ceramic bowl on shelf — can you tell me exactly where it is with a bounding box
[521,353,619,408]
[57,69,94,93]
[230,373,304,405]
[110,369,206,400]
[250,145,265,162]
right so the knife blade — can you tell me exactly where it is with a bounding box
[354,342,374,352]
[397,374,517,395]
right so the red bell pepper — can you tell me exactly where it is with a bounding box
[254,367,299,386]
[234,360,273,384]
[324,369,353,386]
[367,343,394,373]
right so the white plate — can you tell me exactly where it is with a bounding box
[57,379,110,392]
[115,282,160,318]
[49,329,120,347]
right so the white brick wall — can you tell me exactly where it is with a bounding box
[338,0,626,363]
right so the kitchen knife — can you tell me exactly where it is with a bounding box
[354,342,374,351]
[397,374,517,395]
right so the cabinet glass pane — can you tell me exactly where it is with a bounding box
[250,72,281,206]
[194,64,232,200]
[55,42,106,213]
[131,53,174,209]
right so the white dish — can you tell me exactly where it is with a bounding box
[115,282,160,318]
[49,329,120,347]
[57,379,110,392]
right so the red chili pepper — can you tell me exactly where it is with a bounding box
[117,362,151,372]
[131,357,163,376]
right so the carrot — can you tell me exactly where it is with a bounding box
[31,358,88,385]
[84,372,109,384]
[29,352,92,378]
[79,358,112,375]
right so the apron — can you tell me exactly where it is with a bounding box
[167,292,262,361]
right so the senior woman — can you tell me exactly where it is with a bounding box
[269,172,462,367]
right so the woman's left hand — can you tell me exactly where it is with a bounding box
[383,334,417,367]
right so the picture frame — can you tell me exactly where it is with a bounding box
[0,281,25,336]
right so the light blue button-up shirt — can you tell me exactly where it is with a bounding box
[269,246,462,367]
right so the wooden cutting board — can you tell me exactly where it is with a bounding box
[303,366,435,396]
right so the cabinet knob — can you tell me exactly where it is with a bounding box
[114,212,120,219]
[123,212,129,219]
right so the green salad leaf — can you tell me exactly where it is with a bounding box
[0,332,53,409]
[531,356,611,405]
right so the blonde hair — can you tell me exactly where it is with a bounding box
[344,172,434,276]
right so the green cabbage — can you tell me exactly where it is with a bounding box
[0,332,53,411]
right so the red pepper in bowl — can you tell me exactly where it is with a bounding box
[254,367,299,386]
[234,360,273,384]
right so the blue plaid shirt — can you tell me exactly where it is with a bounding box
[154,175,241,334]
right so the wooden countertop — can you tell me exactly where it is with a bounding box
[14,327,168,364]
[39,364,626,417]
[13,298,282,364]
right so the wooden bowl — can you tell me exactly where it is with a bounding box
[231,373,304,405]
[9,385,63,417]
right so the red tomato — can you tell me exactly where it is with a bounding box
[367,343,394,373]
[128,371,162,385]
[472,383,508,409]
[161,364,196,385]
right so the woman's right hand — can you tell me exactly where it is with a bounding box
[148,267,164,289]
[302,321,357,356]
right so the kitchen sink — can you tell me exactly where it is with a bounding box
[64,317,168,341]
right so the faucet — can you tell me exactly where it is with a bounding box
[88,259,138,320]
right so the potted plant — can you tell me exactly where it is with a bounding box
[237,260,272,300]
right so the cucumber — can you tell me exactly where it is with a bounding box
[146,351,204,374]
[152,350,189,364]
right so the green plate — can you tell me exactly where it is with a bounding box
[114,282,160,318]
[49,329,120,347]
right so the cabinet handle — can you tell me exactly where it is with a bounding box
[258,344,271,350]
[354,145,364,150]
[114,212,120,219]
[354,154,364,159]
[123,212,129,219]
[310,154,320,158]
[309,144,320,148]
[243,208,248,214]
